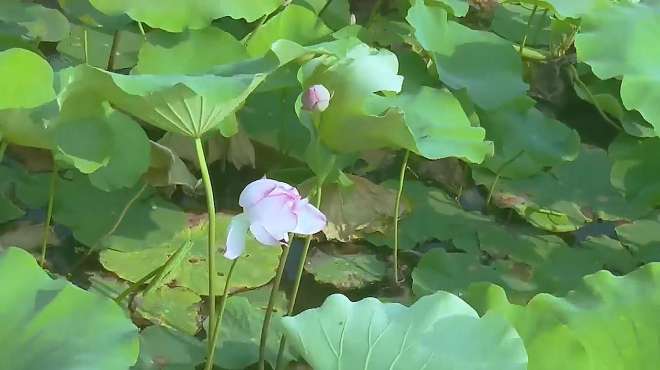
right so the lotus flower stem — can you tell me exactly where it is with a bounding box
[274,184,323,370]
[205,258,239,370]
[194,137,218,357]
[393,150,410,285]
[40,162,58,267]
[258,239,292,370]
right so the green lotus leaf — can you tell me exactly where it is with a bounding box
[0,103,58,149]
[366,181,492,250]
[466,262,660,370]
[101,70,265,138]
[246,4,332,57]
[281,292,527,370]
[135,27,248,75]
[303,45,492,161]
[0,247,139,370]
[575,2,660,134]
[53,174,187,249]
[146,140,198,190]
[407,1,528,109]
[490,4,551,46]
[57,25,143,70]
[0,48,55,110]
[520,0,609,18]
[133,326,204,370]
[475,146,650,231]
[413,249,503,296]
[616,212,660,264]
[572,73,654,137]
[305,245,387,290]
[0,166,25,223]
[0,2,70,42]
[89,0,280,32]
[430,0,470,16]
[295,0,351,30]
[99,213,282,295]
[58,0,132,29]
[136,287,201,336]
[210,294,296,369]
[480,97,580,178]
[609,134,660,207]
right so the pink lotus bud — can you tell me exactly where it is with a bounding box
[224,179,327,260]
[302,84,331,112]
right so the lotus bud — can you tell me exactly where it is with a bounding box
[349,13,357,25]
[302,84,331,112]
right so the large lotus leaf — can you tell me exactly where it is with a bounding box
[89,0,280,32]
[572,73,654,137]
[490,4,551,47]
[57,25,143,70]
[365,86,493,162]
[135,27,248,75]
[366,181,492,250]
[521,0,610,18]
[413,249,503,296]
[136,287,201,336]
[100,70,265,137]
[281,292,527,370]
[616,212,660,263]
[0,48,55,110]
[58,0,132,30]
[0,2,70,42]
[133,326,204,370]
[305,245,387,290]
[99,213,282,295]
[575,2,660,134]
[475,146,650,231]
[293,0,351,30]
[310,175,403,241]
[146,140,198,190]
[0,247,138,370]
[0,103,58,149]
[480,97,580,178]
[609,134,660,207]
[407,2,528,109]
[211,294,296,369]
[53,174,187,249]
[304,46,492,161]
[246,4,332,57]
[466,263,660,370]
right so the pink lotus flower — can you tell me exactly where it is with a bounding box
[225,179,327,259]
[301,84,331,112]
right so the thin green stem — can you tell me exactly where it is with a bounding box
[204,258,239,370]
[275,185,323,370]
[83,28,89,64]
[519,5,538,58]
[194,137,218,356]
[40,163,58,267]
[486,150,525,207]
[393,150,409,285]
[258,240,291,370]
